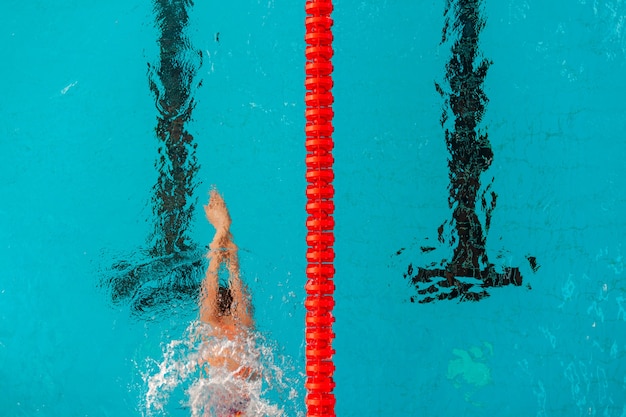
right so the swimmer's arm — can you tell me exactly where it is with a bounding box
[231,278,254,328]
[227,249,254,328]
[199,247,222,325]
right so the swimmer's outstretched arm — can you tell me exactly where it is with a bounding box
[199,247,220,325]
[200,189,254,328]
[199,190,230,325]
[225,241,254,329]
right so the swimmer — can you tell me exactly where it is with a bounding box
[144,189,286,417]
[198,189,258,416]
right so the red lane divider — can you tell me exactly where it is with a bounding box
[304,1,335,416]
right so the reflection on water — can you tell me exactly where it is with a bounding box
[101,0,204,313]
[143,321,299,417]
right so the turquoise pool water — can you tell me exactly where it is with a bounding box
[1,1,626,416]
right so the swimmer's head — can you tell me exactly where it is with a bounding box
[217,285,233,316]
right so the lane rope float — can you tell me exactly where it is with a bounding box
[304,1,336,417]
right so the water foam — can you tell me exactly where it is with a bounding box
[142,320,299,417]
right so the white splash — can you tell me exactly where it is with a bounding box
[142,321,299,417]
[60,81,78,95]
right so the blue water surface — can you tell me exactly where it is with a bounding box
[2,1,626,416]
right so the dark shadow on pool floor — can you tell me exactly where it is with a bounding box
[403,0,535,303]
[100,0,205,316]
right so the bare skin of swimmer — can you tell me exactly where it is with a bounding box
[199,189,255,378]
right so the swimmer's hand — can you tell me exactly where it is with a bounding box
[204,189,231,232]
